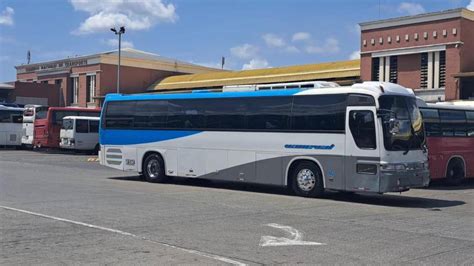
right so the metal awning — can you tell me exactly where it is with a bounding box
[453,72,474,78]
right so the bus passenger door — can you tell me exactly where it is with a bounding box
[344,107,380,192]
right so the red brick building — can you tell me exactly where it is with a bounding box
[15,48,222,107]
[360,8,474,102]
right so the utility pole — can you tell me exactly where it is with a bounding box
[110,26,126,93]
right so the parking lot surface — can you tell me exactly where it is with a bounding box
[1,150,473,265]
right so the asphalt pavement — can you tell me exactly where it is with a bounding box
[1,149,473,265]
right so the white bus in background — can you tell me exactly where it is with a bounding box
[60,116,100,153]
[100,82,430,197]
[0,105,24,147]
[21,105,48,147]
[223,80,340,92]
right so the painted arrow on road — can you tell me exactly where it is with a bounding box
[259,223,326,247]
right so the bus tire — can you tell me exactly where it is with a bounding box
[290,161,324,198]
[93,144,100,155]
[446,159,464,186]
[142,153,168,183]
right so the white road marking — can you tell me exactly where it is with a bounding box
[260,223,326,247]
[0,205,247,266]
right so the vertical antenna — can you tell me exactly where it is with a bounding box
[379,0,381,18]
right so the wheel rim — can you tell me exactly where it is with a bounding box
[146,158,160,178]
[297,169,316,192]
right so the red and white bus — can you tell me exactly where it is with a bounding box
[22,105,49,147]
[34,107,100,148]
[419,103,474,185]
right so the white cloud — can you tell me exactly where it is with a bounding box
[397,2,426,15]
[305,38,340,54]
[468,0,474,10]
[0,7,14,26]
[0,55,10,62]
[242,58,270,70]
[262,33,286,48]
[285,46,300,53]
[70,0,177,34]
[292,32,311,42]
[349,50,360,60]
[230,44,259,59]
[105,38,134,49]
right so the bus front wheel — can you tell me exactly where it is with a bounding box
[142,153,168,183]
[290,161,324,198]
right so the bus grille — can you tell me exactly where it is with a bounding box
[106,148,122,165]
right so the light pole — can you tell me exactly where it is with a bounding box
[110,26,125,93]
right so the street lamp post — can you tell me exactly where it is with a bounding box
[110,26,125,94]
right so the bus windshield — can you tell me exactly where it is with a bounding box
[379,95,425,151]
[62,119,74,130]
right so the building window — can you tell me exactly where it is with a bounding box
[86,75,96,103]
[389,56,398,83]
[420,51,446,89]
[41,80,48,84]
[70,76,79,104]
[372,56,397,82]
[371,58,380,81]
[439,51,446,88]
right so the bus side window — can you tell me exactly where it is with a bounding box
[420,108,441,136]
[349,110,376,149]
[439,109,466,137]
[467,111,474,137]
[89,120,99,133]
[76,119,89,133]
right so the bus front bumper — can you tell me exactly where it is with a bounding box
[379,169,430,192]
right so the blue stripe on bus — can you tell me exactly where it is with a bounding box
[104,89,302,102]
[100,129,201,145]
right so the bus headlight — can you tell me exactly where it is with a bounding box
[380,163,406,171]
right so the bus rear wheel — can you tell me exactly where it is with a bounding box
[290,161,324,198]
[142,153,168,183]
[446,159,464,186]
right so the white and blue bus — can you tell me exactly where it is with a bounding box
[100,82,430,197]
[0,105,24,147]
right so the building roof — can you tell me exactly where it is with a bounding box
[149,59,360,91]
[360,8,474,31]
[15,48,222,75]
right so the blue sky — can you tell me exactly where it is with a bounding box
[1,0,473,81]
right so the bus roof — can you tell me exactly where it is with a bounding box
[105,82,415,102]
[0,105,23,111]
[424,103,474,111]
[24,104,47,108]
[63,116,100,120]
[47,107,100,111]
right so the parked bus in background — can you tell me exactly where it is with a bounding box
[21,105,48,148]
[34,107,100,149]
[100,82,430,197]
[419,103,474,185]
[0,105,24,147]
[223,81,340,92]
[60,116,100,153]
